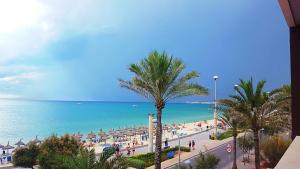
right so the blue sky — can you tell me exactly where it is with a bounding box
[0,0,290,102]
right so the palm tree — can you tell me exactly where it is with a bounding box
[64,148,97,169]
[225,79,269,169]
[219,110,242,169]
[119,51,208,169]
[63,148,127,169]
[229,78,281,169]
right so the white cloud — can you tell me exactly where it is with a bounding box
[0,72,43,85]
[0,93,21,99]
[0,0,119,63]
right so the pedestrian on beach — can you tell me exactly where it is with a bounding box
[165,138,168,148]
[132,143,135,155]
[115,145,120,156]
[126,143,131,156]
[192,140,195,150]
[188,141,192,150]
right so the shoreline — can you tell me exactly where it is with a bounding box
[0,118,216,155]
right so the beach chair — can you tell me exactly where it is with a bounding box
[7,156,11,162]
[166,151,175,159]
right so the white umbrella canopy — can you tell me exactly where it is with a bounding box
[33,135,42,144]
[74,132,83,138]
[87,131,96,140]
[72,135,81,142]
[15,139,26,147]
[3,142,14,154]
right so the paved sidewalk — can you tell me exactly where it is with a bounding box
[146,135,234,169]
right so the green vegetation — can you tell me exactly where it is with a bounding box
[238,132,254,163]
[216,130,233,140]
[195,153,220,169]
[261,136,291,168]
[38,134,80,169]
[219,79,290,169]
[13,142,40,168]
[127,146,191,168]
[13,134,126,169]
[127,158,147,169]
[119,50,208,169]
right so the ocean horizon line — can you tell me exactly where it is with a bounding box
[0,98,214,104]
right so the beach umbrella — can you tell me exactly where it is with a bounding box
[100,135,110,144]
[75,132,83,138]
[87,131,96,140]
[33,135,42,144]
[15,138,26,148]
[125,132,135,141]
[72,135,81,142]
[3,142,14,154]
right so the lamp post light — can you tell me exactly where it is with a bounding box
[176,133,184,169]
[148,113,154,153]
[213,75,219,136]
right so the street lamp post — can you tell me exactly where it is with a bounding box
[177,133,183,169]
[213,75,219,136]
[178,137,181,169]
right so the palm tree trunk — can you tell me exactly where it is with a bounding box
[232,133,237,169]
[253,130,260,169]
[154,107,163,169]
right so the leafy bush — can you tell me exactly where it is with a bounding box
[13,142,40,168]
[175,146,191,152]
[38,134,80,169]
[102,147,116,156]
[130,152,154,167]
[127,158,147,169]
[196,153,220,169]
[261,136,291,168]
[129,146,191,167]
[216,130,233,140]
[238,133,254,162]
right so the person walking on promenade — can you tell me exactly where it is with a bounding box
[188,141,192,150]
[132,143,136,155]
[126,143,131,156]
[165,138,168,148]
[192,140,195,150]
[115,145,120,156]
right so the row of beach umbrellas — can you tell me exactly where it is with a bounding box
[0,136,43,153]
[1,124,180,153]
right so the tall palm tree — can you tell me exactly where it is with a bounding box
[219,110,242,169]
[226,79,268,169]
[119,51,208,169]
[229,78,282,169]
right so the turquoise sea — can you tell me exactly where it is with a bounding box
[0,99,213,144]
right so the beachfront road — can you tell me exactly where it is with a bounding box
[174,140,244,169]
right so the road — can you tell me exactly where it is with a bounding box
[169,140,244,169]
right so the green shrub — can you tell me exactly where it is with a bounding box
[38,134,80,169]
[127,158,147,169]
[130,152,155,166]
[13,142,40,168]
[103,147,116,156]
[238,133,254,162]
[129,146,191,167]
[261,136,291,168]
[174,146,191,152]
[196,153,220,169]
[216,130,233,140]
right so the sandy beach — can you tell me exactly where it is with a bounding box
[84,119,217,155]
